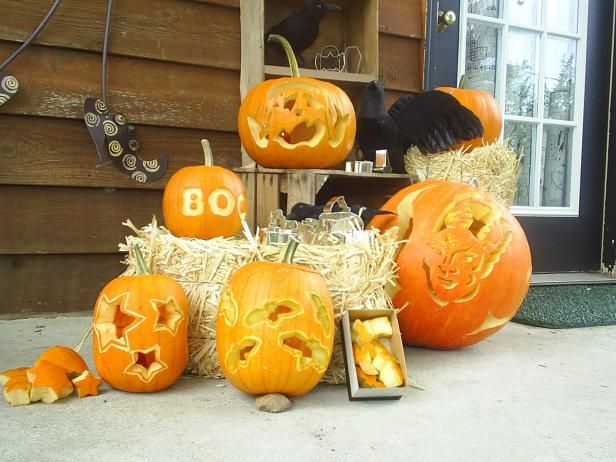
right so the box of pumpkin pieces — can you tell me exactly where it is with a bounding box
[340,309,409,400]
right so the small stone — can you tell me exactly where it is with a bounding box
[255,393,291,413]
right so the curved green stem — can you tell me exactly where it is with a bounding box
[268,34,300,78]
[281,237,300,264]
[133,244,149,275]
[458,74,467,89]
[201,139,214,166]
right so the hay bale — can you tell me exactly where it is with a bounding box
[404,141,522,206]
[119,218,400,384]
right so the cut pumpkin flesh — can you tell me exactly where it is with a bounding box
[0,367,29,386]
[2,369,32,406]
[72,370,102,398]
[27,360,74,404]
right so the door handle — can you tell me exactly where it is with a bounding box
[437,9,457,32]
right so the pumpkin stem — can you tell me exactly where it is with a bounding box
[201,139,214,167]
[74,325,93,353]
[268,34,300,78]
[133,244,149,275]
[458,74,467,89]
[281,237,300,264]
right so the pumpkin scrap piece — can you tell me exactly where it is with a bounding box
[72,370,102,398]
[35,345,88,379]
[0,367,29,386]
[351,317,405,388]
[27,360,74,404]
[2,369,32,406]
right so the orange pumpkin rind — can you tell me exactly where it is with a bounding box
[35,345,88,379]
[2,369,32,406]
[72,370,102,398]
[27,360,74,404]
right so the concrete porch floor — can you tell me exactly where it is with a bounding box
[0,315,614,462]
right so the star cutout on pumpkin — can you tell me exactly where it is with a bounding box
[93,293,146,353]
[123,345,168,383]
[151,297,185,335]
[72,370,102,398]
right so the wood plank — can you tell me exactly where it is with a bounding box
[378,35,423,93]
[0,115,242,189]
[0,0,241,70]
[237,170,256,230]
[379,0,425,38]
[286,171,316,213]
[0,186,164,254]
[255,173,281,228]
[0,254,125,315]
[0,42,240,131]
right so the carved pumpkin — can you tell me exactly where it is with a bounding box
[163,139,247,239]
[436,77,502,151]
[92,246,189,392]
[216,239,334,396]
[370,180,531,349]
[237,35,356,169]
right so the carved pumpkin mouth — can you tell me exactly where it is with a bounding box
[246,82,351,150]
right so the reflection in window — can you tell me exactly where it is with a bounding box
[505,121,536,206]
[507,0,539,26]
[506,30,539,117]
[465,23,498,95]
[468,0,499,18]
[542,126,573,207]
[544,37,576,121]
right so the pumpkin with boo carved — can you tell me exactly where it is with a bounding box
[370,180,531,349]
[237,35,356,169]
[216,240,335,396]
[163,140,247,239]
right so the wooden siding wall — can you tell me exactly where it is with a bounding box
[0,0,425,316]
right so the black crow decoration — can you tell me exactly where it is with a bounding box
[357,80,484,173]
[265,0,342,66]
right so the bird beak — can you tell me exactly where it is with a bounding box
[327,2,342,12]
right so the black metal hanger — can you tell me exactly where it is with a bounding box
[0,0,62,107]
[83,0,167,183]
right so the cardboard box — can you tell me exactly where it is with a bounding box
[340,309,409,401]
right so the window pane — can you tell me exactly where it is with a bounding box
[541,125,573,207]
[544,36,576,121]
[507,0,539,26]
[468,0,500,18]
[544,0,578,33]
[465,23,499,95]
[506,29,539,117]
[505,121,536,206]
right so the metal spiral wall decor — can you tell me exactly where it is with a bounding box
[83,0,167,183]
[0,0,63,107]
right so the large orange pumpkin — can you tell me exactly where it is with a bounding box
[216,239,335,396]
[370,180,531,349]
[162,139,247,239]
[92,246,189,392]
[237,35,356,169]
[436,77,502,151]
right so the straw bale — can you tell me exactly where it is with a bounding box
[119,218,400,384]
[404,141,522,205]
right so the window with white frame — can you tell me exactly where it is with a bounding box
[458,0,588,216]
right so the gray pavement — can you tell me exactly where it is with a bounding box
[0,315,614,462]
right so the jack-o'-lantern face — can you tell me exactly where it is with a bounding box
[369,180,531,350]
[238,77,356,169]
[163,164,247,240]
[215,252,335,397]
[92,274,189,393]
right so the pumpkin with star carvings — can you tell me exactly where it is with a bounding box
[369,180,531,349]
[92,246,189,392]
